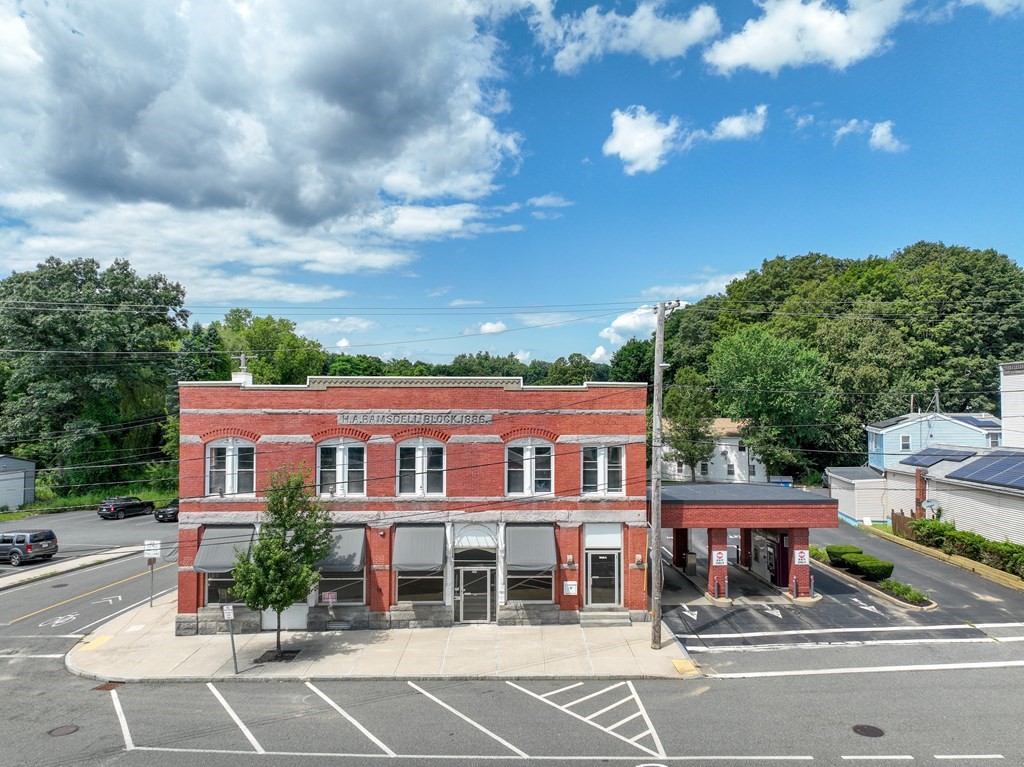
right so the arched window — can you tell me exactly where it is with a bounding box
[506,438,554,496]
[206,438,255,496]
[318,438,366,496]
[396,438,445,496]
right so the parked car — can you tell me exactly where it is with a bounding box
[154,499,179,523]
[0,529,58,566]
[97,496,155,520]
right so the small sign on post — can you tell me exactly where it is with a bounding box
[222,604,239,674]
[143,541,161,608]
[794,549,810,566]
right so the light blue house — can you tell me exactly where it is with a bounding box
[865,412,1001,471]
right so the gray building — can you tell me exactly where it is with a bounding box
[0,455,36,510]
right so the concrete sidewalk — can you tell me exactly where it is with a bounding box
[65,592,697,682]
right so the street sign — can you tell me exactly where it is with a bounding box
[322,591,338,604]
[794,548,810,566]
[711,549,728,567]
[143,540,161,558]
[221,604,235,621]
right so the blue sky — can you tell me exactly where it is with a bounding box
[1,1,1022,365]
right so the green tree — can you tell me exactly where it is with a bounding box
[609,338,653,383]
[211,310,328,385]
[327,354,387,377]
[663,369,716,480]
[0,257,187,487]
[543,353,595,385]
[708,326,835,477]
[231,467,334,657]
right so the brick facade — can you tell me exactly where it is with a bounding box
[175,375,649,634]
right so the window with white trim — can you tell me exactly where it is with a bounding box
[506,439,554,495]
[581,445,624,495]
[397,438,445,496]
[318,573,364,604]
[988,433,1001,448]
[700,462,709,476]
[206,438,255,496]
[727,462,735,476]
[318,439,366,496]
[900,435,911,452]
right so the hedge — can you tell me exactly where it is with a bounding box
[857,559,895,581]
[843,553,874,574]
[826,545,863,568]
[909,517,1024,580]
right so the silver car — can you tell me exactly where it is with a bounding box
[0,529,59,566]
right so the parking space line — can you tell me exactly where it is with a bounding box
[408,681,528,758]
[676,624,978,641]
[585,695,632,721]
[111,689,134,751]
[541,681,584,698]
[562,682,626,709]
[207,682,264,754]
[305,681,395,756]
[607,711,643,731]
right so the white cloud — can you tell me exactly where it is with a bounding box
[527,193,573,208]
[869,120,908,152]
[526,1,721,74]
[598,306,656,346]
[449,298,485,306]
[589,345,611,364]
[464,320,508,335]
[833,118,907,151]
[514,349,531,363]
[426,286,452,297]
[705,0,912,76]
[513,312,581,328]
[961,0,1024,13]
[336,338,351,349]
[603,106,680,175]
[683,104,769,149]
[642,273,745,300]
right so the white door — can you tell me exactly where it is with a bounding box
[261,603,308,630]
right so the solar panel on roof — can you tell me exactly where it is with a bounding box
[900,447,977,468]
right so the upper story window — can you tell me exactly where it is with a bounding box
[507,439,554,496]
[700,462,709,476]
[988,433,1001,448]
[581,445,624,495]
[397,438,445,496]
[318,439,366,496]
[727,462,736,476]
[207,438,255,496]
[900,435,911,452]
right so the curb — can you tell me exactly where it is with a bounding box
[0,547,143,592]
[811,559,937,611]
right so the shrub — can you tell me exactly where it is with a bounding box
[843,553,876,575]
[858,559,895,581]
[911,518,955,548]
[941,529,988,560]
[979,540,1024,572]
[826,545,863,567]
[809,545,829,563]
[878,579,928,605]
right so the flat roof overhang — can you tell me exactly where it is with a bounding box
[652,482,840,529]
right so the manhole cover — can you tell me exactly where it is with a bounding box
[49,725,79,737]
[853,724,885,737]
[255,649,301,663]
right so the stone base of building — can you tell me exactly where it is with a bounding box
[388,602,454,628]
[307,605,372,631]
[497,602,571,625]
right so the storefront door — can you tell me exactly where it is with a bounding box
[586,551,620,606]
[458,567,493,623]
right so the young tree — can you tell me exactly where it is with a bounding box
[231,467,334,657]
[663,369,716,481]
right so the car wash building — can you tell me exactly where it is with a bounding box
[174,374,649,635]
[659,483,839,600]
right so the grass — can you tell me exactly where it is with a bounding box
[877,579,929,605]
[1,485,177,523]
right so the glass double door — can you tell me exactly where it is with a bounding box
[457,567,494,623]
[586,551,621,606]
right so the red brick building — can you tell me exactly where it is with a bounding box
[174,374,649,635]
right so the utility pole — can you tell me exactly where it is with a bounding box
[650,299,679,649]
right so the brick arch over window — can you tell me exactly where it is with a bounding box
[500,427,558,444]
[393,427,451,443]
[200,428,260,444]
[310,427,372,443]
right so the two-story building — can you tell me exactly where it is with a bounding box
[662,418,767,483]
[174,374,649,635]
[865,412,1001,471]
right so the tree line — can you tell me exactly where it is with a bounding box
[1,240,1021,496]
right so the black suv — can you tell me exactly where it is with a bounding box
[154,500,179,523]
[97,496,154,520]
[0,529,58,566]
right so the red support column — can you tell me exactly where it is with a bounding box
[788,527,811,598]
[739,528,752,569]
[672,528,689,567]
[555,525,582,612]
[178,527,200,613]
[366,525,393,614]
[707,527,730,600]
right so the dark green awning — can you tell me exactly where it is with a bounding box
[506,525,557,572]
[393,525,446,572]
[193,525,254,573]
[317,527,366,573]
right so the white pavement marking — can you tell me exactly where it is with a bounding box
[841,756,913,761]
[76,587,177,632]
[562,682,626,709]
[207,682,265,754]
[714,659,1024,679]
[687,638,996,653]
[585,695,632,721]
[408,681,528,758]
[0,654,63,659]
[626,680,665,759]
[541,682,584,698]
[676,624,977,640]
[128,749,815,760]
[974,622,1024,628]
[305,681,395,757]
[934,755,1004,760]
[507,681,666,759]
[111,689,134,751]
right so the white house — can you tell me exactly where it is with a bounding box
[663,418,767,483]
